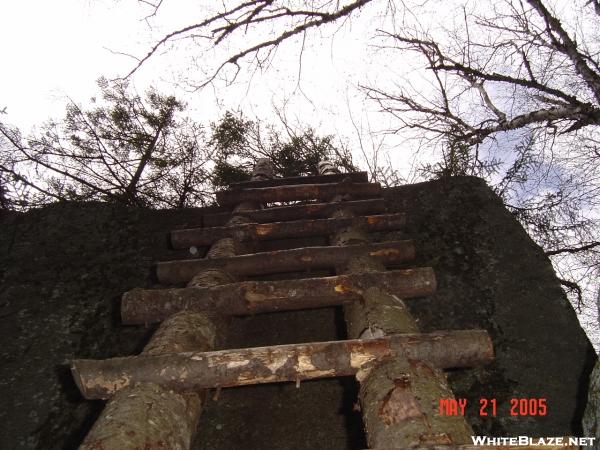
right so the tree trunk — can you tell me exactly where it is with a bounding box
[171,213,405,248]
[360,357,473,448]
[72,330,493,400]
[203,198,385,227]
[79,311,215,450]
[122,267,435,324]
[124,124,164,205]
[319,163,476,447]
[78,160,275,450]
[228,170,367,189]
[216,181,381,206]
[156,240,416,284]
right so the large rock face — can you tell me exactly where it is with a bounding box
[0,176,595,450]
[584,361,600,446]
[384,178,596,438]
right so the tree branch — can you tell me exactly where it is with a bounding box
[527,0,600,105]
[546,241,600,256]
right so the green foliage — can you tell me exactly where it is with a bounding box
[421,131,500,180]
[209,111,251,158]
[212,161,251,188]
[2,97,357,210]
[1,78,215,209]
[209,111,356,187]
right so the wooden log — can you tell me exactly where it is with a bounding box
[171,213,405,248]
[156,240,416,284]
[71,329,494,400]
[79,312,215,450]
[216,181,381,206]
[360,358,473,447]
[249,157,274,181]
[78,159,275,450]
[228,170,368,189]
[122,268,436,324]
[317,160,339,175]
[203,198,386,227]
[318,164,475,446]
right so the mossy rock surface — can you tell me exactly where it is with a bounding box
[0,177,594,450]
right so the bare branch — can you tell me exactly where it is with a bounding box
[527,0,600,104]
[126,0,374,85]
[546,241,600,256]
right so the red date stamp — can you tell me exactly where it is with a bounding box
[439,398,547,416]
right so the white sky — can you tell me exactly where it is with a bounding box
[0,0,420,177]
[1,1,156,128]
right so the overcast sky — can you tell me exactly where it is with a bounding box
[0,0,425,178]
[2,1,141,127]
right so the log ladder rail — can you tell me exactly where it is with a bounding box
[71,159,518,450]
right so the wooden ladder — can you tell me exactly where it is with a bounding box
[72,159,499,449]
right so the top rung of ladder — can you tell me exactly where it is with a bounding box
[217,177,380,206]
[226,170,369,190]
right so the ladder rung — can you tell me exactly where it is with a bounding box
[156,240,415,284]
[71,329,494,399]
[216,181,381,206]
[203,198,386,227]
[122,268,436,324]
[171,213,405,248]
[228,171,369,189]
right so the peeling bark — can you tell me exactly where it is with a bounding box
[79,382,201,450]
[78,311,215,450]
[156,240,416,284]
[216,181,381,206]
[228,170,368,189]
[360,358,473,448]
[170,213,405,248]
[78,160,275,449]
[319,163,477,446]
[72,330,493,400]
[122,268,436,324]
[203,198,385,227]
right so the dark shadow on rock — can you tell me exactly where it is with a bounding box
[572,346,597,435]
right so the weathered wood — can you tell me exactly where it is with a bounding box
[318,160,339,175]
[221,158,274,214]
[171,213,405,248]
[79,160,275,450]
[203,198,386,227]
[249,157,274,181]
[216,181,381,206]
[228,170,368,189]
[318,163,475,446]
[156,240,416,284]
[79,312,215,450]
[122,268,435,324]
[328,202,422,339]
[79,383,200,450]
[359,358,473,448]
[71,330,494,400]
